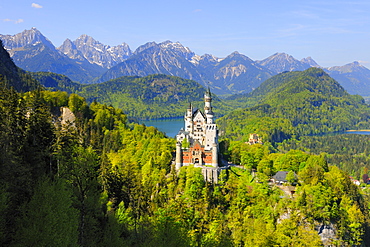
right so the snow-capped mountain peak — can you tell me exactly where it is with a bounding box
[58,34,132,69]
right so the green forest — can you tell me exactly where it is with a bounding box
[30,72,235,119]
[278,134,370,179]
[218,68,370,143]
[2,38,370,246]
[1,85,370,246]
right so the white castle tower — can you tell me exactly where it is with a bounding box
[204,87,217,151]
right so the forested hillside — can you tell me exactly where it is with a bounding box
[0,85,368,246]
[218,68,370,142]
[0,40,40,92]
[29,71,82,94]
[1,86,369,246]
[279,134,370,179]
[31,72,234,119]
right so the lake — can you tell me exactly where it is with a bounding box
[140,119,370,139]
[345,130,370,135]
[141,118,184,138]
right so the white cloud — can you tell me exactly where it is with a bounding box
[193,9,202,13]
[31,3,43,9]
[3,18,24,24]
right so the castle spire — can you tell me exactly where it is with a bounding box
[206,86,211,97]
[185,102,193,132]
[187,101,192,110]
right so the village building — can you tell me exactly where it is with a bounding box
[175,88,221,181]
[247,133,263,145]
[271,171,289,185]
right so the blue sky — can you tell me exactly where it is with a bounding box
[1,0,370,68]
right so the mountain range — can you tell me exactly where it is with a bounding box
[2,28,370,96]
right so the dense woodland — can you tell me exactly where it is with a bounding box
[218,68,370,143]
[278,134,370,179]
[1,84,370,246]
[2,39,370,245]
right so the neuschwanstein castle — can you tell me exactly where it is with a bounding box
[175,88,224,182]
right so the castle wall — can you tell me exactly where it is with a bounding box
[182,143,213,165]
[205,124,217,150]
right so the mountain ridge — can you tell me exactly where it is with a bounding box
[1,28,105,83]
[2,28,370,96]
[58,34,132,69]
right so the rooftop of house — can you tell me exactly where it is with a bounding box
[272,171,289,182]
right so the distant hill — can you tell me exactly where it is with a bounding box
[29,71,82,94]
[0,39,40,92]
[32,73,230,119]
[218,68,370,142]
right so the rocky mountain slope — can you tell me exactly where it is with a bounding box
[99,41,205,86]
[257,53,319,74]
[198,51,273,93]
[0,28,105,83]
[58,34,132,69]
[99,42,273,94]
[0,27,54,50]
[325,61,370,96]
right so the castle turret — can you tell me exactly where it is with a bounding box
[185,103,193,132]
[204,87,214,124]
[175,142,182,170]
[211,142,218,167]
